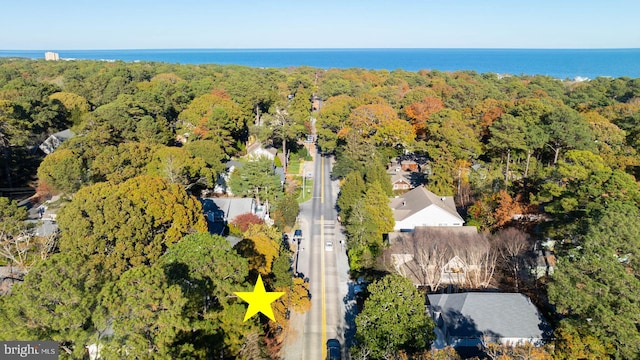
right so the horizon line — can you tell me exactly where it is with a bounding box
[3,47,640,51]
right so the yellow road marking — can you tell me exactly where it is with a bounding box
[321,156,324,204]
[321,155,327,359]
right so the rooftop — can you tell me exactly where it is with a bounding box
[389,185,463,222]
[428,292,552,340]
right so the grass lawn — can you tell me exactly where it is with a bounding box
[296,178,313,203]
[288,160,301,175]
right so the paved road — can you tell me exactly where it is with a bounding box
[282,154,352,360]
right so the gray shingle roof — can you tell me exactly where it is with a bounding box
[39,129,75,154]
[389,186,463,222]
[200,197,255,222]
[390,173,411,184]
[428,293,551,340]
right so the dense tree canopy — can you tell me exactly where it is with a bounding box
[56,176,207,275]
[4,57,640,358]
[548,201,640,359]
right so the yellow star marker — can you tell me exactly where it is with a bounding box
[234,274,285,322]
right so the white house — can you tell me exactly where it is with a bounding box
[390,186,464,231]
[428,293,551,350]
[246,141,278,161]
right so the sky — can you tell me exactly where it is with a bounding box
[1,0,639,49]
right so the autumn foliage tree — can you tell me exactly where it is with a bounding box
[405,96,445,138]
[231,213,265,233]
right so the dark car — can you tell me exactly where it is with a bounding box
[326,339,341,360]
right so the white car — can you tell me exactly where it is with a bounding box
[325,241,334,251]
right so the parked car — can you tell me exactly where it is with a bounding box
[326,339,341,360]
[325,241,334,251]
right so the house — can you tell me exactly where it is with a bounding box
[213,160,243,195]
[382,227,490,289]
[38,129,75,154]
[200,197,257,235]
[391,173,412,191]
[428,292,552,350]
[390,186,464,231]
[246,142,278,161]
[401,160,419,172]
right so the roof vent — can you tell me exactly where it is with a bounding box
[441,197,446,201]
[402,200,406,207]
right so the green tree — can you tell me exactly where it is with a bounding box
[337,171,366,219]
[345,182,394,270]
[48,91,90,126]
[271,193,299,231]
[509,98,552,177]
[184,139,228,175]
[228,157,282,206]
[56,176,208,276]
[0,196,27,235]
[487,114,527,187]
[136,115,173,145]
[332,131,377,179]
[265,105,306,172]
[425,109,482,161]
[161,233,258,357]
[316,95,359,152]
[95,264,189,360]
[542,105,594,164]
[364,162,393,196]
[0,252,107,358]
[354,274,435,358]
[37,148,87,193]
[146,146,215,188]
[84,94,151,143]
[92,142,157,184]
[179,91,247,155]
[540,150,640,220]
[548,201,640,359]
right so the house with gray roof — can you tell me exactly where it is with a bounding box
[200,197,257,235]
[428,292,551,350]
[390,185,464,231]
[39,129,75,154]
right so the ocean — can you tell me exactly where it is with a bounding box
[1,48,639,79]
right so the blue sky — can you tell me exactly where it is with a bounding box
[1,0,639,49]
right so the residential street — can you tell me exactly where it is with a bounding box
[282,153,352,360]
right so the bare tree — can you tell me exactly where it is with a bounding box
[465,235,498,289]
[0,226,57,275]
[384,228,498,291]
[493,227,531,290]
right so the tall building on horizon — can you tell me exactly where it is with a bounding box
[44,51,59,61]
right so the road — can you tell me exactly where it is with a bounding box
[282,154,353,360]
